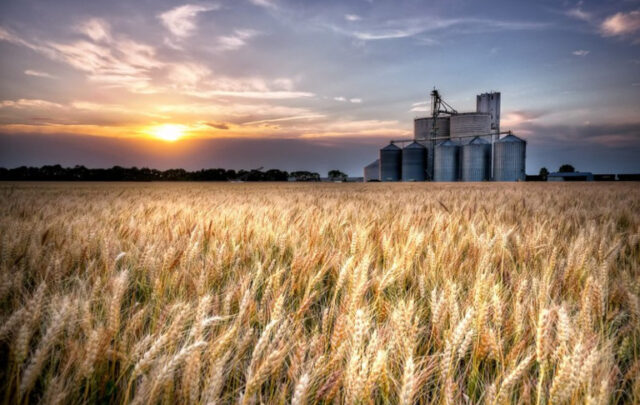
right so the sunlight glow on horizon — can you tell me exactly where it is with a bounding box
[149,124,187,142]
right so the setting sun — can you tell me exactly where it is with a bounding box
[150,124,185,142]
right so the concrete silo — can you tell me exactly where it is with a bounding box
[450,113,491,138]
[493,134,526,181]
[402,142,427,181]
[379,143,402,182]
[434,140,460,182]
[476,92,500,134]
[461,136,491,181]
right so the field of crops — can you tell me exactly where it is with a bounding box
[0,182,638,404]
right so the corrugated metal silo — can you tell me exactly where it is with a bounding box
[379,143,402,182]
[461,136,491,181]
[414,117,449,179]
[363,159,380,182]
[402,142,427,181]
[434,140,460,182]
[493,134,526,181]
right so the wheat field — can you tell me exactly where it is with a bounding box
[0,182,638,404]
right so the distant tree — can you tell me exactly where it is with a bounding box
[539,167,549,180]
[0,165,294,182]
[264,169,289,181]
[290,171,321,182]
[328,170,347,181]
[559,164,575,173]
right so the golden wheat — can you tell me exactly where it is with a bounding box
[0,182,638,404]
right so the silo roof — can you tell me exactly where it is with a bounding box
[437,139,458,147]
[364,159,379,169]
[381,143,401,150]
[468,136,490,144]
[405,141,426,149]
[497,134,525,143]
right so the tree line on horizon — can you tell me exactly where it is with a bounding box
[0,165,325,182]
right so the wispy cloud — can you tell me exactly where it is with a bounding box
[159,4,219,38]
[77,18,111,42]
[0,26,56,58]
[218,29,260,50]
[345,14,361,22]
[190,90,314,99]
[572,49,590,56]
[48,36,163,93]
[0,99,63,109]
[205,122,230,130]
[167,63,211,88]
[600,10,640,37]
[334,96,362,103]
[410,101,429,112]
[300,119,408,138]
[565,4,592,23]
[24,70,55,78]
[250,0,277,9]
[242,114,325,126]
[333,17,549,41]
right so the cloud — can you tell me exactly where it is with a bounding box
[501,110,549,128]
[241,114,325,126]
[191,90,314,99]
[167,63,211,87]
[218,29,259,50]
[334,96,362,103]
[345,14,361,22]
[410,100,429,112]
[519,121,640,148]
[250,0,277,9]
[205,122,230,130]
[300,119,408,138]
[0,99,63,109]
[77,18,111,42]
[334,17,548,41]
[2,24,163,93]
[48,38,163,92]
[0,26,56,58]
[572,49,590,56]
[353,27,424,40]
[159,4,219,38]
[24,70,55,78]
[600,10,640,37]
[184,75,314,99]
[566,6,592,22]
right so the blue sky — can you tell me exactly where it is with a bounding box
[1,0,639,175]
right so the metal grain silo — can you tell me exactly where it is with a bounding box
[434,140,460,182]
[363,159,380,182]
[461,136,491,181]
[402,142,427,181]
[414,117,449,179]
[493,134,526,181]
[379,143,402,182]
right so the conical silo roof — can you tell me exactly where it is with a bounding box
[468,136,490,145]
[381,143,401,150]
[497,134,525,143]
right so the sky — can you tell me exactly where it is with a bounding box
[0,0,639,176]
